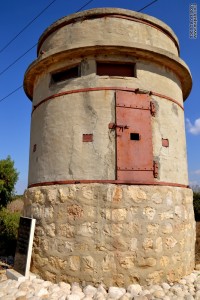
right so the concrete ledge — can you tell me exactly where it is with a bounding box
[6,269,37,281]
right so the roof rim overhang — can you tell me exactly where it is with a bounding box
[24,44,192,101]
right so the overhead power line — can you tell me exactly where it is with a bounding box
[0,0,58,54]
[0,0,95,78]
[0,85,23,103]
[0,44,37,77]
[76,0,94,13]
[137,0,158,12]
[0,0,158,103]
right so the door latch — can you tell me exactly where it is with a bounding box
[108,123,129,132]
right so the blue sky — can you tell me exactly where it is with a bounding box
[0,0,199,194]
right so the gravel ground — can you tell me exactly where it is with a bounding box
[1,269,200,300]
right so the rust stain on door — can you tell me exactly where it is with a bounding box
[116,91,154,182]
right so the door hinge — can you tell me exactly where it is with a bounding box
[153,161,159,178]
[150,101,156,116]
[135,88,150,94]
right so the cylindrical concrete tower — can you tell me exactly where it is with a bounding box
[23,8,195,286]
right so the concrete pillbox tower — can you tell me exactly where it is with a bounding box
[23,8,195,286]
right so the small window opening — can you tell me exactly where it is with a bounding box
[130,133,140,140]
[52,65,79,83]
[96,62,135,77]
[33,144,37,152]
[162,138,169,147]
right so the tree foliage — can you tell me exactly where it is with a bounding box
[0,156,19,207]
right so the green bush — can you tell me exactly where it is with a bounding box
[0,208,20,256]
[193,192,200,221]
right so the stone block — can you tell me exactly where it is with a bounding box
[162,223,173,234]
[155,237,163,253]
[57,224,75,238]
[101,254,115,272]
[165,237,177,249]
[137,257,156,268]
[118,256,135,269]
[69,256,81,271]
[142,238,153,251]
[143,207,156,220]
[147,224,159,235]
[82,256,96,272]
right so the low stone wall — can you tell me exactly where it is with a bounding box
[23,184,195,286]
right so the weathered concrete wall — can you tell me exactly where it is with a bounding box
[28,58,188,185]
[24,184,195,286]
[151,96,188,185]
[137,61,183,104]
[25,8,191,188]
[29,90,116,185]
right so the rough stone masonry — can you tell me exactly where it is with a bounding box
[23,8,195,285]
[24,184,195,286]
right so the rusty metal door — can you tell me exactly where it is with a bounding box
[116,91,154,182]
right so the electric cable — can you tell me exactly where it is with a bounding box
[0,44,37,77]
[0,85,23,103]
[0,0,58,54]
[76,0,94,12]
[0,0,159,103]
[137,0,158,12]
[0,0,96,77]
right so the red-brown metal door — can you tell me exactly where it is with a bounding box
[116,91,154,182]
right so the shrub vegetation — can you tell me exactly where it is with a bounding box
[193,191,200,221]
[0,207,20,256]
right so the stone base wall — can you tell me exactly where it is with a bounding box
[23,184,195,286]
